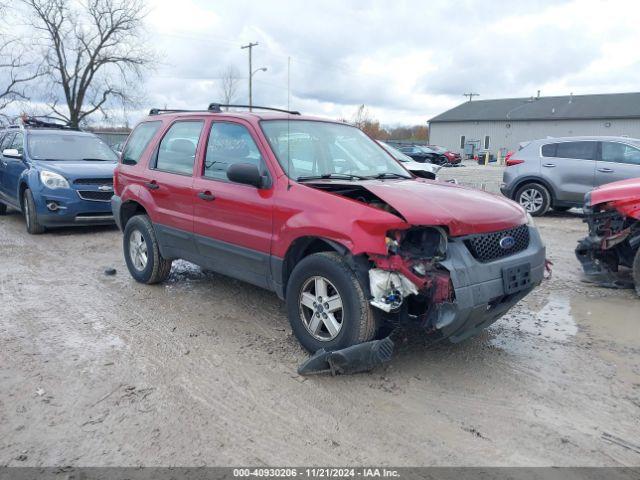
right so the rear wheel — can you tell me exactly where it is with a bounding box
[633,248,640,298]
[515,183,551,216]
[123,214,172,284]
[23,189,45,234]
[286,252,378,353]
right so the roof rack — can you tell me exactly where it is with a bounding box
[20,115,79,130]
[148,108,206,115]
[208,103,300,115]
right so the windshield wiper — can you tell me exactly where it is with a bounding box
[82,158,112,161]
[296,173,369,181]
[368,172,410,179]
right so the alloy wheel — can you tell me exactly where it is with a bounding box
[128,229,148,271]
[299,276,344,341]
[519,188,544,213]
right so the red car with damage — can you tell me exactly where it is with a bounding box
[576,177,640,296]
[111,104,546,353]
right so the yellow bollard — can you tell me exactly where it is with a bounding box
[484,151,489,166]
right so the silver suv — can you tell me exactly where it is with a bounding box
[501,136,640,215]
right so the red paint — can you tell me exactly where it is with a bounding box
[589,177,640,220]
[114,111,529,265]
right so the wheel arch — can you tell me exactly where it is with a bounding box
[511,176,558,206]
[278,236,351,300]
[119,199,149,229]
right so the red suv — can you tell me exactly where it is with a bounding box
[111,104,546,352]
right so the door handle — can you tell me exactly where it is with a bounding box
[197,191,215,201]
[597,167,614,173]
[144,181,159,190]
[542,163,556,168]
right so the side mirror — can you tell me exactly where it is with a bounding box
[2,148,21,159]
[227,163,263,188]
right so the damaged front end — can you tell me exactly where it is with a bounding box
[576,201,640,289]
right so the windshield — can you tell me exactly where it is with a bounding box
[27,134,118,161]
[377,140,414,163]
[261,120,410,180]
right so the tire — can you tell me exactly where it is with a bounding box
[633,247,640,298]
[123,214,172,284]
[23,188,45,234]
[515,182,551,216]
[286,252,377,353]
[0,202,7,215]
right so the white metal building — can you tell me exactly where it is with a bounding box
[428,92,640,155]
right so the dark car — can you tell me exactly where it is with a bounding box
[111,103,544,353]
[395,145,446,164]
[0,117,118,234]
[428,145,462,165]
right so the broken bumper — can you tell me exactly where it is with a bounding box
[435,226,546,343]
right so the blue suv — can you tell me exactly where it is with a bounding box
[0,117,118,234]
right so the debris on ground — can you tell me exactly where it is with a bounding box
[298,337,394,376]
[104,267,117,276]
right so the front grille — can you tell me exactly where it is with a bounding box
[464,224,530,262]
[73,178,113,186]
[77,190,113,202]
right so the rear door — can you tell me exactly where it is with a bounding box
[540,141,597,203]
[596,141,640,187]
[192,119,274,289]
[145,119,205,258]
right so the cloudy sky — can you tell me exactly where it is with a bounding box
[7,0,640,126]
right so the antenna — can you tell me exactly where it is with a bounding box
[287,56,292,191]
[463,92,479,102]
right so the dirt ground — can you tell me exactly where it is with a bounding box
[1,163,639,467]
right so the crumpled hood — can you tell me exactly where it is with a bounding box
[35,160,117,181]
[589,177,640,220]
[363,179,527,236]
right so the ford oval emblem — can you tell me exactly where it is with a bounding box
[499,236,516,249]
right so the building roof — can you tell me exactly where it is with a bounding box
[429,92,640,123]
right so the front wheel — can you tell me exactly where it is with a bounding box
[515,183,551,216]
[23,189,45,234]
[123,215,172,284]
[286,252,378,353]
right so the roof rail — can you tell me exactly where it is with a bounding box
[20,116,79,130]
[148,108,205,115]
[208,103,300,115]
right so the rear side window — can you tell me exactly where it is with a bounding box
[204,122,264,181]
[155,121,204,175]
[122,121,161,166]
[541,143,557,157]
[554,141,597,160]
[601,142,640,165]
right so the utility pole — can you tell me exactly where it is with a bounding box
[463,92,479,102]
[241,42,259,110]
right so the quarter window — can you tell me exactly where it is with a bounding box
[204,122,264,181]
[601,142,640,165]
[10,133,23,154]
[122,121,162,166]
[541,143,557,157]
[554,141,597,160]
[1,133,15,152]
[155,121,204,175]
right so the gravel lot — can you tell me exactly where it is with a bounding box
[1,163,639,467]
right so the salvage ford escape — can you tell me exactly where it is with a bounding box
[111,104,546,352]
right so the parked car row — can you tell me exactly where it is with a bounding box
[386,143,461,166]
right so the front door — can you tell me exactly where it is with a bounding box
[146,119,205,259]
[0,132,17,201]
[192,120,274,289]
[596,141,640,187]
[2,132,27,203]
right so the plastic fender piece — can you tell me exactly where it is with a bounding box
[297,337,394,376]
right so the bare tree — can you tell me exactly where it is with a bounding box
[0,3,43,122]
[23,0,154,127]
[218,65,240,108]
